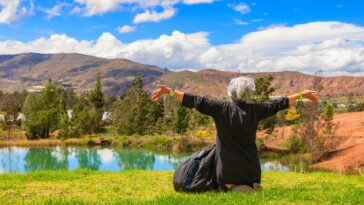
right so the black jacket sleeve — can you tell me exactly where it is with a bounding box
[182,93,223,118]
[254,97,289,120]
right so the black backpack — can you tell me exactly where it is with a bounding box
[173,144,219,192]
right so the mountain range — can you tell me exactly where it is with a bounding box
[1,53,364,97]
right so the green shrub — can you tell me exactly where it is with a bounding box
[194,130,209,139]
[288,134,307,153]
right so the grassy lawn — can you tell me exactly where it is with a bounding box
[0,170,363,204]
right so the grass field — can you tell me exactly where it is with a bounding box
[0,170,363,205]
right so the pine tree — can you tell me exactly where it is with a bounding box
[58,92,70,138]
[254,75,277,133]
[188,108,211,137]
[174,103,189,136]
[254,75,275,102]
[89,74,105,132]
[112,74,164,135]
[89,73,104,109]
[321,103,334,134]
[70,94,98,137]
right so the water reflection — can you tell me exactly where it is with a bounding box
[0,147,311,173]
[76,149,101,170]
[24,147,69,172]
[114,150,155,170]
[0,147,191,173]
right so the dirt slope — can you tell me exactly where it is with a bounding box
[257,112,364,173]
[311,144,364,173]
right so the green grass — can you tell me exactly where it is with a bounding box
[0,170,363,204]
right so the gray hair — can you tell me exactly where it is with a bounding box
[227,76,256,102]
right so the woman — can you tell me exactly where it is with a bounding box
[151,76,319,192]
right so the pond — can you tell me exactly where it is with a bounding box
[0,147,311,174]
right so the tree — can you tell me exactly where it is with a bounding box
[89,74,105,131]
[70,94,99,137]
[22,80,62,139]
[113,87,138,135]
[1,95,17,140]
[188,108,211,138]
[299,76,324,162]
[174,103,189,136]
[89,73,104,109]
[321,102,334,134]
[254,75,275,102]
[253,75,277,133]
[58,93,71,138]
[112,74,163,135]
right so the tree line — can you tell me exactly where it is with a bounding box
[0,74,212,140]
[0,72,362,157]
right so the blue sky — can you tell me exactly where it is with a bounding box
[1,0,364,44]
[1,0,364,75]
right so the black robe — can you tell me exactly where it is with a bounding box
[182,93,289,185]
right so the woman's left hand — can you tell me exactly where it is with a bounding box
[151,85,171,102]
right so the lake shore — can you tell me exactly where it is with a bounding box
[1,170,363,204]
[0,135,212,153]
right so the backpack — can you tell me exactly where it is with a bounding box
[173,144,219,192]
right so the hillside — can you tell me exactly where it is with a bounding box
[1,53,364,97]
[0,53,169,95]
[150,69,364,98]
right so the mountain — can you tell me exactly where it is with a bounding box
[148,69,364,98]
[1,53,364,97]
[0,53,169,95]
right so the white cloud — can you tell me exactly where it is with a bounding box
[133,8,176,24]
[70,6,82,14]
[183,0,214,4]
[73,0,214,16]
[1,22,364,75]
[258,23,286,30]
[229,2,251,15]
[44,3,67,19]
[0,0,32,24]
[118,25,136,33]
[251,18,264,22]
[73,0,121,16]
[234,18,248,26]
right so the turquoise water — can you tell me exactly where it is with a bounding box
[0,147,310,173]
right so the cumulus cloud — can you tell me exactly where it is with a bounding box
[133,8,176,24]
[0,0,32,24]
[73,0,214,16]
[117,25,136,33]
[228,2,251,15]
[73,0,121,16]
[1,21,364,75]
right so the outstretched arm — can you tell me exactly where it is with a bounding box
[255,89,320,120]
[287,90,320,105]
[151,85,224,118]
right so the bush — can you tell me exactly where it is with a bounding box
[287,134,307,154]
[194,130,209,139]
